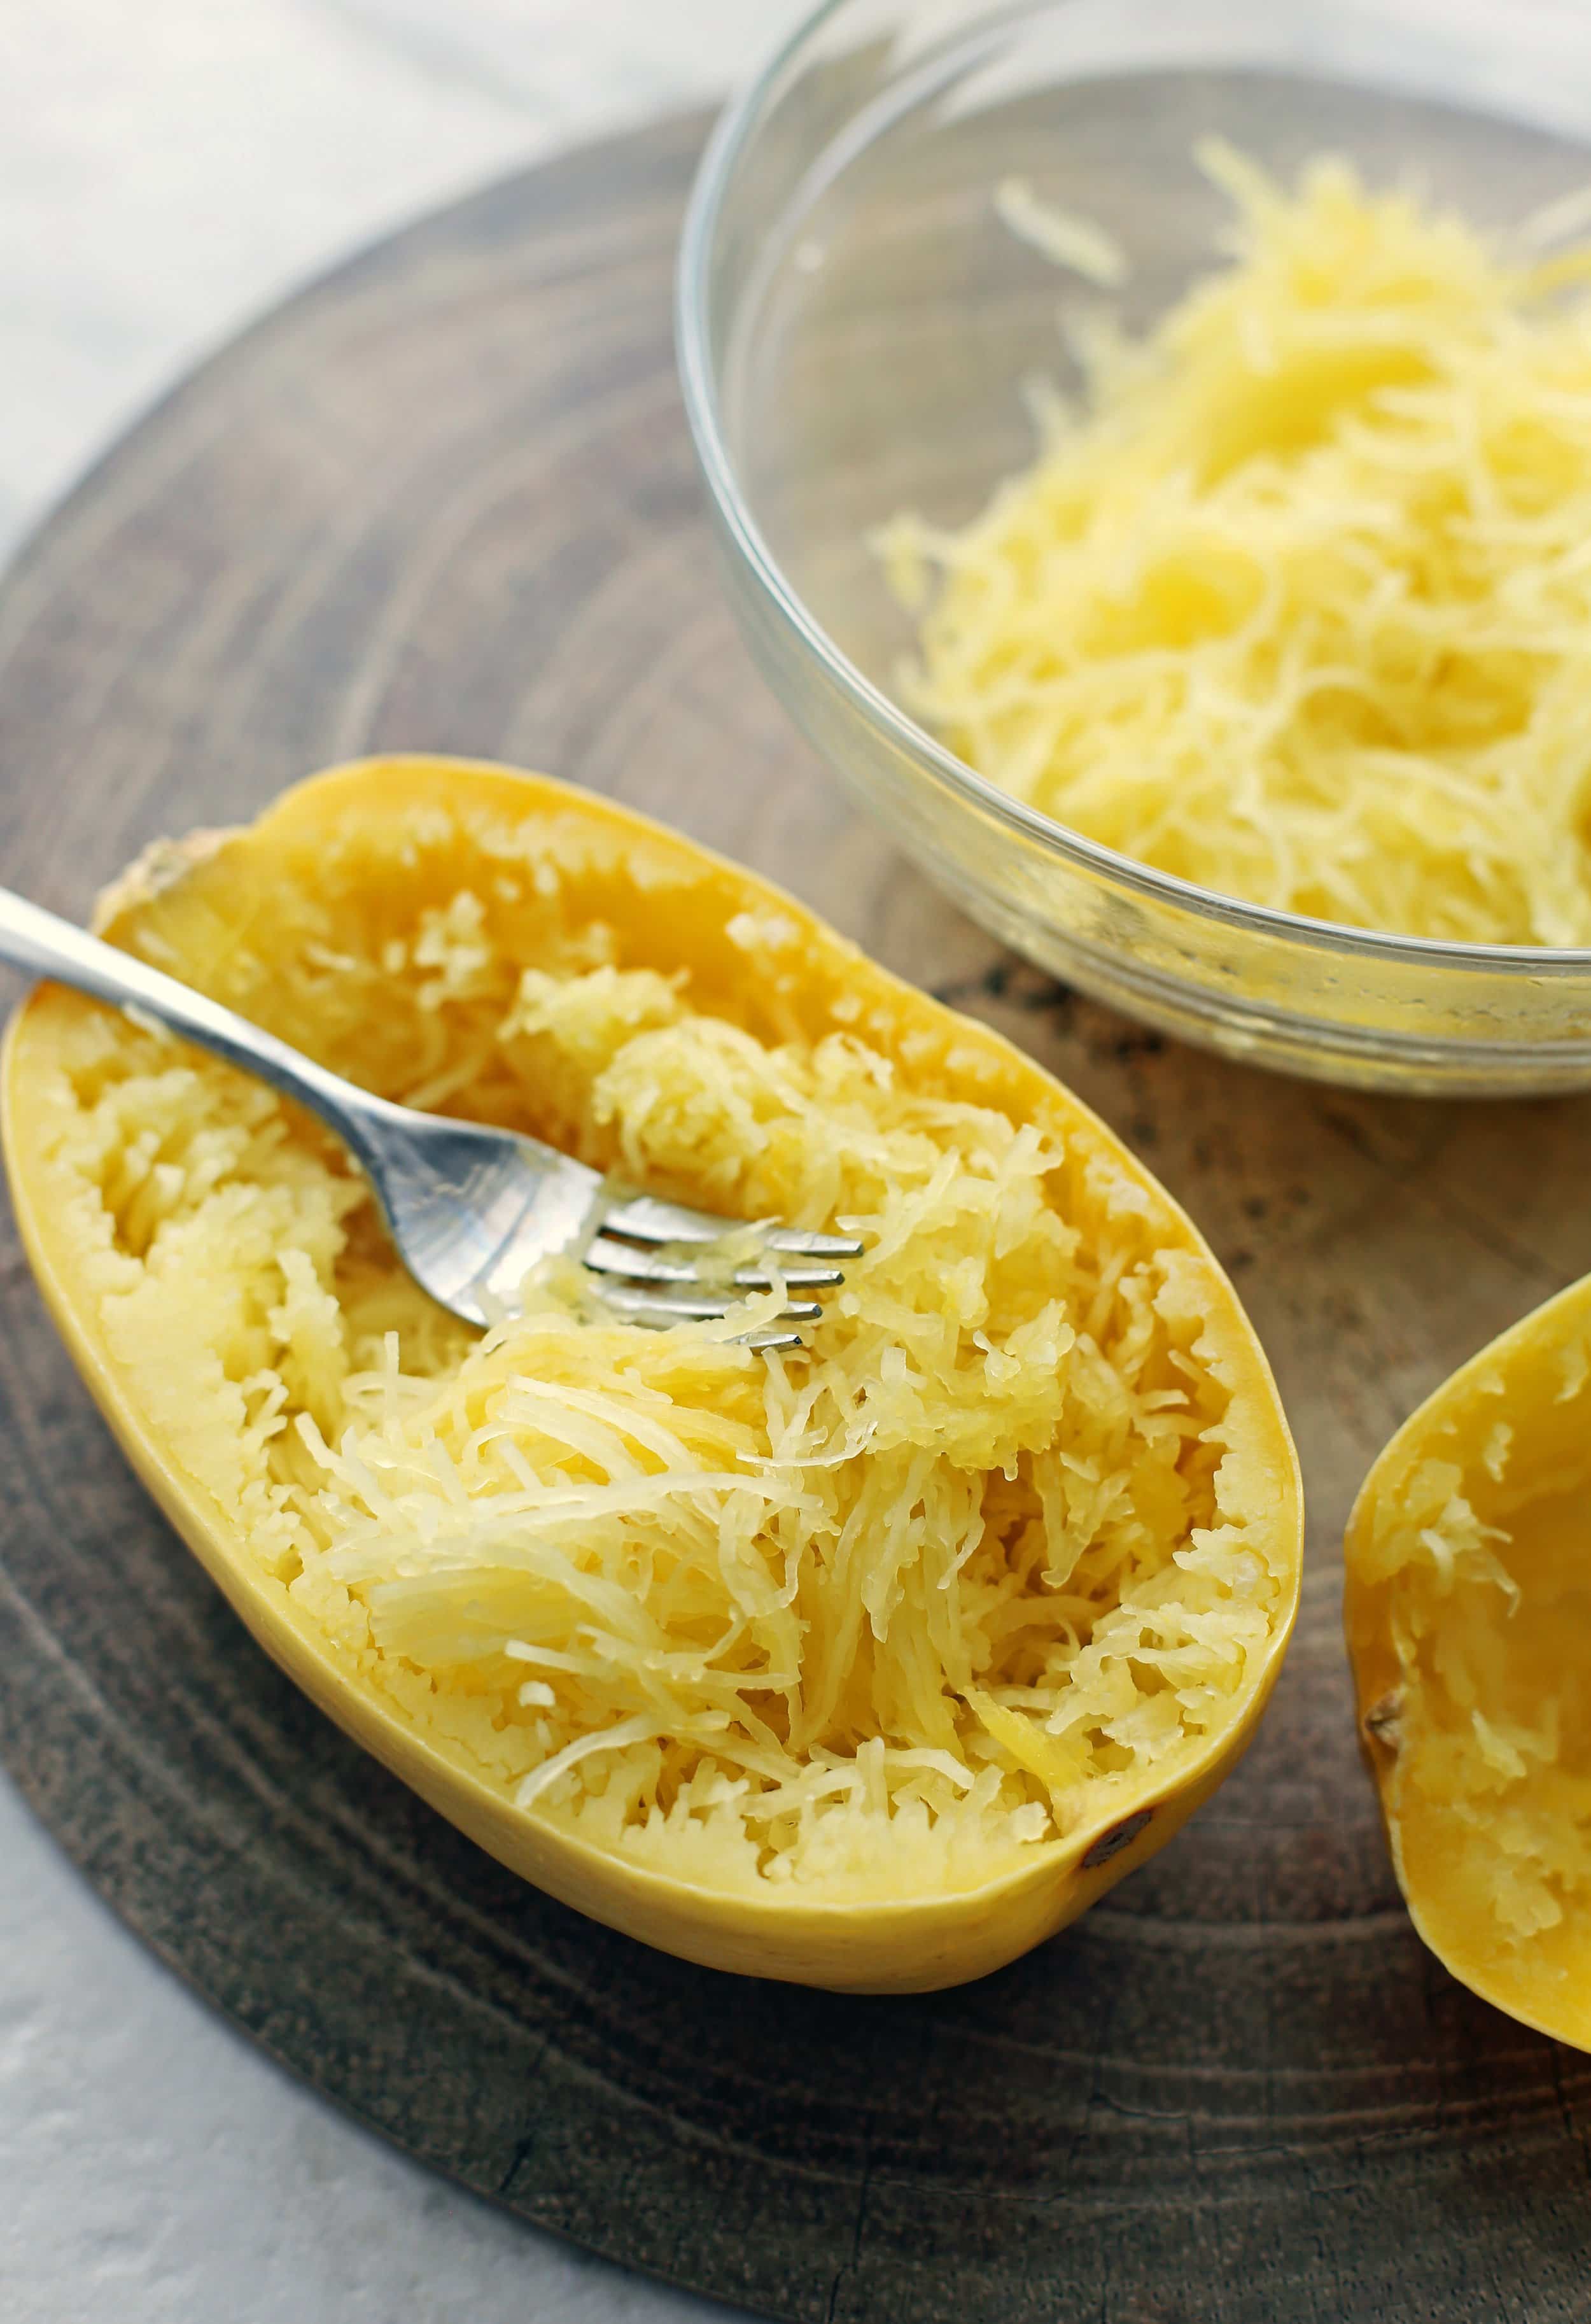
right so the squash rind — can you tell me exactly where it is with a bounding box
[2,756,1303,1990]
[1345,1272,1591,2046]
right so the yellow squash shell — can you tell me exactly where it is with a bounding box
[3,757,1302,1990]
[1347,1276,1591,2045]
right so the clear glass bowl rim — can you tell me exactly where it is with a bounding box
[674,0,1591,982]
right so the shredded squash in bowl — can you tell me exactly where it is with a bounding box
[880,144,1591,945]
[2,758,1301,1987]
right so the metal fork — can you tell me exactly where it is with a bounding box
[0,889,862,1349]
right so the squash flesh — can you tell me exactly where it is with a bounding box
[5,759,1301,1980]
[1347,1280,1591,2044]
[880,146,1591,945]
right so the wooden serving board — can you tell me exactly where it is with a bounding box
[1,112,1589,2324]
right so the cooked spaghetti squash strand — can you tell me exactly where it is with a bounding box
[39,856,1281,1901]
[881,144,1591,944]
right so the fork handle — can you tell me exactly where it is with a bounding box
[0,885,386,1146]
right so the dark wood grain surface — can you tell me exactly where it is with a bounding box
[1,111,1590,2324]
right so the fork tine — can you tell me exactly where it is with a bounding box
[762,1227,866,1258]
[736,1264,845,1288]
[584,1233,844,1290]
[599,1192,864,1258]
[596,1282,824,1327]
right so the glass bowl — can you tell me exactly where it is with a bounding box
[677,0,1591,1095]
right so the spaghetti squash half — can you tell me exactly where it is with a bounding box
[1347,1278,1591,2046]
[3,757,1301,1988]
